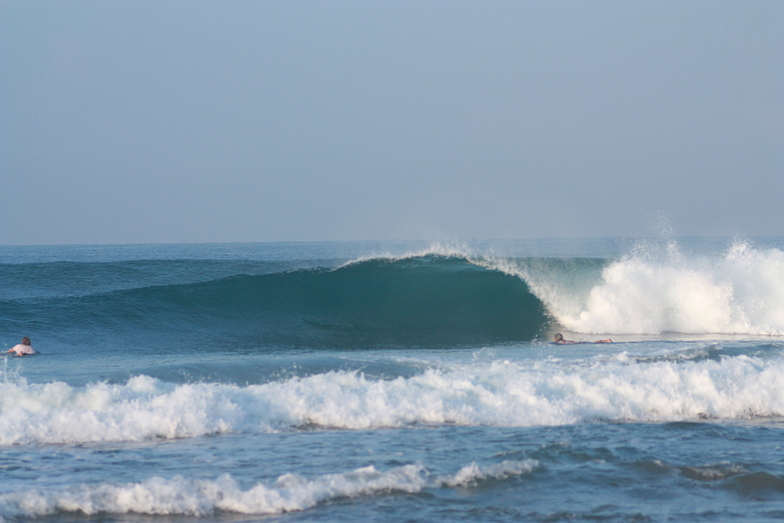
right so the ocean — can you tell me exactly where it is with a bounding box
[2,237,784,522]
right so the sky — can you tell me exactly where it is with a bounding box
[1,1,783,245]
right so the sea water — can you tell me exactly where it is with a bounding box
[2,237,784,522]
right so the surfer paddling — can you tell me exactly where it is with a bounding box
[7,337,36,356]
[553,333,612,344]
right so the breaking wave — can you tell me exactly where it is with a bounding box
[3,350,784,446]
[0,459,537,519]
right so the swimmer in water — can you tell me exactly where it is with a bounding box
[553,333,612,344]
[7,337,35,356]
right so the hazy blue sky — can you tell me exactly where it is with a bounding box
[2,1,782,245]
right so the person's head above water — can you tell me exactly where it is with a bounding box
[554,333,564,342]
[7,337,35,356]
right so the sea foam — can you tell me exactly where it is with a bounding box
[0,460,537,519]
[3,352,784,446]
[513,242,784,335]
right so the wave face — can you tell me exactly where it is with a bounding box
[0,255,548,349]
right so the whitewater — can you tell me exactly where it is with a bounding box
[2,237,784,522]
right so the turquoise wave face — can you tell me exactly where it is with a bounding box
[0,255,550,351]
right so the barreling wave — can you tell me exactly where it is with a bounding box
[3,241,784,348]
[0,254,549,349]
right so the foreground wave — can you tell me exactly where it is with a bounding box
[0,460,536,520]
[3,352,784,445]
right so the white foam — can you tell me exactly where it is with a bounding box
[3,353,784,445]
[438,459,538,487]
[0,460,536,519]
[520,242,784,335]
[0,465,424,518]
